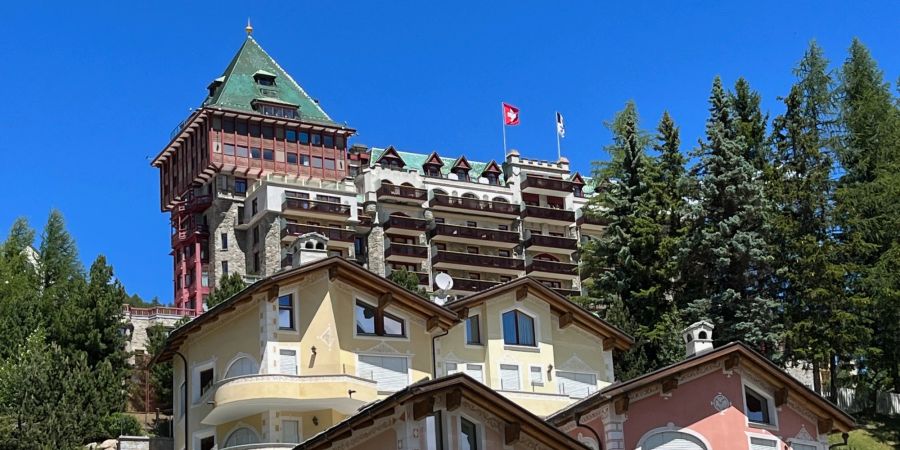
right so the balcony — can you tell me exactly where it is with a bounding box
[435,277,501,293]
[175,194,213,215]
[524,234,578,254]
[526,259,578,280]
[282,195,352,220]
[385,243,429,263]
[430,194,520,218]
[521,205,575,225]
[432,251,524,275]
[552,288,581,298]
[221,444,294,450]
[428,223,520,248]
[520,175,574,195]
[203,374,378,426]
[376,184,428,204]
[171,224,209,246]
[383,215,427,236]
[281,224,356,248]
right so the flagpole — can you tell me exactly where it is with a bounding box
[501,102,508,154]
[556,112,562,161]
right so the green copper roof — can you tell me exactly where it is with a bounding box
[370,148,503,180]
[203,36,335,125]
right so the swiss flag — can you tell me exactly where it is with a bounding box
[503,103,520,126]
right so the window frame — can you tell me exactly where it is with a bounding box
[278,294,295,330]
[458,414,484,450]
[529,365,544,387]
[745,431,781,450]
[191,359,216,404]
[465,315,481,345]
[501,309,537,347]
[742,380,779,430]
[354,299,407,338]
[499,363,521,391]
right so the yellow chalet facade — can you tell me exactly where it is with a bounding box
[155,249,630,450]
[438,278,632,417]
[155,255,457,450]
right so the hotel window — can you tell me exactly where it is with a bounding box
[199,368,214,397]
[278,294,295,330]
[435,243,447,251]
[223,118,235,133]
[498,224,509,231]
[500,364,520,390]
[498,250,511,258]
[311,133,322,146]
[223,143,235,155]
[279,349,298,374]
[299,132,310,144]
[460,418,479,450]
[249,123,261,137]
[262,125,274,139]
[744,386,776,426]
[251,147,261,159]
[253,251,260,273]
[453,169,470,182]
[252,199,258,216]
[750,437,778,450]
[336,135,346,149]
[263,149,274,161]
[236,145,249,158]
[502,310,536,346]
[465,315,481,345]
[199,436,215,450]
[500,276,512,282]
[465,220,477,227]
[425,165,441,177]
[235,178,247,194]
[236,120,248,135]
[466,246,479,254]
[252,226,259,245]
[312,156,323,168]
[324,158,336,170]
[221,260,229,276]
[485,173,500,185]
[300,155,311,166]
[286,129,297,142]
[530,366,544,386]
[574,185,584,197]
[221,233,228,250]
[287,153,298,164]
[323,135,334,148]
[355,300,405,337]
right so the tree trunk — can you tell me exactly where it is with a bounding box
[829,353,838,402]
[812,359,822,394]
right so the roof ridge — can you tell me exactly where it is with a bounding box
[248,36,332,121]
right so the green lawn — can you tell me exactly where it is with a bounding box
[830,414,899,450]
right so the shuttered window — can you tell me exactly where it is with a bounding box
[283,420,300,443]
[642,431,707,450]
[279,349,298,375]
[790,444,817,450]
[446,362,459,375]
[500,364,520,391]
[530,366,544,386]
[358,355,409,391]
[225,357,256,379]
[750,437,777,450]
[465,364,484,383]
[557,371,597,398]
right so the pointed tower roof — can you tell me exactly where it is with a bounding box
[203,35,335,125]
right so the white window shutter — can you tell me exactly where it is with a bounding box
[279,350,297,375]
[465,364,484,383]
[446,362,459,375]
[557,372,597,398]
[643,431,707,450]
[500,364,520,391]
[749,437,778,450]
[358,355,409,392]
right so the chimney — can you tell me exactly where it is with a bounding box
[683,321,714,358]
[287,232,330,267]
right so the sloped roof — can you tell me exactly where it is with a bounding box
[203,36,335,125]
[369,147,504,182]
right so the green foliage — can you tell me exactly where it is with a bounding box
[388,268,427,298]
[206,272,247,308]
[98,413,144,438]
[147,316,191,412]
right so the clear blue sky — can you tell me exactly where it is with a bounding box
[1,1,898,303]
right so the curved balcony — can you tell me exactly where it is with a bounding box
[203,374,378,426]
[171,224,209,246]
[428,223,520,248]
[521,205,575,225]
[577,209,609,233]
[430,194,520,218]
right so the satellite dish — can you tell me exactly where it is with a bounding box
[435,272,453,291]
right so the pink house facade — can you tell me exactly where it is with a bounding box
[549,338,854,450]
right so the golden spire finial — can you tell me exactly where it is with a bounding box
[245,18,253,36]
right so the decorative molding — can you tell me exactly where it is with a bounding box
[628,383,661,402]
[460,399,503,433]
[739,367,774,392]
[317,325,335,351]
[794,424,814,441]
[577,433,599,450]
[786,396,820,426]
[360,341,406,355]
[711,392,731,414]
[328,416,395,450]
[678,360,722,384]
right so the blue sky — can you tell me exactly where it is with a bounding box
[1,1,898,302]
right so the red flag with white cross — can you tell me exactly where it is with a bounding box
[503,103,520,126]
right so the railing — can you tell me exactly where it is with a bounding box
[525,234,578,250]
[527,259,578,275]
[220,444,295,450]
[578,210,609,227]
[377,184,428,202]
[521,205,576,223]
[122,305,197,318]
[437,277,501,292]
[171,224,209,245]
[282,197,352,216]
[428,223,520,244]
[281,224,356,242]
[386,243,429,259]
[383,215,428,232]
[175,194,213,214]
[521,175,574,192]
[411,271,430,285]
[552,288,581,298]
[430,194,519,215]
[433,251,525,271]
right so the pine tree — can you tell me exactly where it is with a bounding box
[681,77,780,357]
[731,77,769,172]
[834,39,900,393]
[388,268,427,298]
[206,272,247,308]
[0,219,41,358]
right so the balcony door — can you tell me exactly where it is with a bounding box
[358,355,409,392]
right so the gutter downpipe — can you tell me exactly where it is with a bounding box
[575,411,603,450]
[174,351,190,450]
[431,328,450,379]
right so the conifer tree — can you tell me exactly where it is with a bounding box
[731,78,769,172]
[681,77,780,357]
[0,219,41,359]
[206,272,247,308]
[834,39,900,393]
[388,268,427,298]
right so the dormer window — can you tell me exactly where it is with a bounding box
[252,100,298,119]
[453,168,470,182]
[485,173,500,186]
[253,70,277,86]
[573,185,584,197]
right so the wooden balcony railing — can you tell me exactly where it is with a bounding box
[521,175,574,192]
[376,184,428,202]
[436,277,501,292]
[428,223,520,244]
[430,194,520,216]
[385,243,429,259]
[527,259,578,275]
[578,212,609,227]
[383,215,427,233]
[521,205,576,223]
[525,234,578,251]
[282,197,352,217]
[281,224,356,242]
[171,224,209,245]
[432,251,525,271]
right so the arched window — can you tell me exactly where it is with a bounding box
[492,196,509,203]
[534,253,560,262]
[401,182,415,187]
[390,212,409,217]
[224,356,257,379]
[502,310,536,346]
[461,193,478,199]
[639,431,708,450]
[224,427,259,447]
[433,189,448,196]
